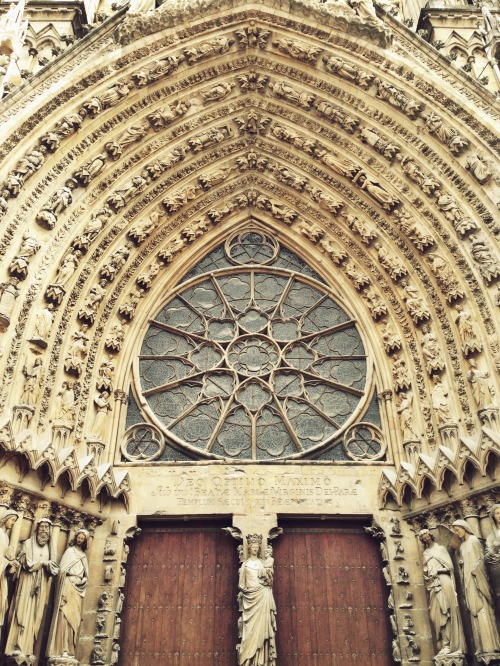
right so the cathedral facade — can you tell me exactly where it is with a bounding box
[0,0,499,663]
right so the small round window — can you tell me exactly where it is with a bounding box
[137,228,370,460]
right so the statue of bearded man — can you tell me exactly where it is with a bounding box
[5,518,59,660]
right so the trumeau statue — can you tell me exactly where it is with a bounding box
[452,520,500,662]
[418,529,465,658]
[5,519,60,660]
[46,529,89,659]
[0,509,19,638]
[237,534,277,666]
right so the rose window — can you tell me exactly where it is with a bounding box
[135,229,373,461]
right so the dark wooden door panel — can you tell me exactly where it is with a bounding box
[274,523,394,666]
[120,524,239,666]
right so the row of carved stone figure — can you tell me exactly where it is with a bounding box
[419,505,500,664]
[0,509,88,664]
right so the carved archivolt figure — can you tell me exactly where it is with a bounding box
[423,112,469,154]
[470,237,500,284]
[200,81,235,103]
[455,304,483,356]
[0,510,19,637]
[47,529,89,658]
[36,180,76,228]
[452,520,500,661]
[237,534,277,666]
[400,281,429,323]
[355,171,399,210]
[381,320,401,353]
[431,376,454,425]
[90,391,112,441]
[74,154,107,187]
[84,82,130,115]
[54,381,77,422]
[270,81,315,109]
[467,359,495,410]
[420,324,445,375]
[322,55,372,87]
[32,304,54,344]
[396,392,416,441]
[318,151,360,178]
[436,192,477,235]
[64,326,90,375]
[374,243,407,281]
[418,529,465,658]
[466,154,492,184]
[485,504,500,615]
[54,249,82,286]
[21,357,44,406]
[5,519,60,659]
[393,356,410,391]
[73,207,111,250]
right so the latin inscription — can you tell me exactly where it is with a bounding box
[150,474,360,508]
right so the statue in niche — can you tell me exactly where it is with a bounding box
[485,504,500,615]
[470,237,500,284]
[418,529,465,658]
[32,303,55,346]
[105,121,150,159]
[467,359,495,410]
[355,171,400,211]
[54,380,77,423]
[381,319,401,353]
[89,391,112,441]
[72,207,111,251]
[237,534,277,666]
[132,56,182,87]
[46,529,89,658]
[78,280,108,325]
[455,304,483,356]
[452,520,500,662]
[400,281,429,323]
[200,81,235,103]
[436,192,477,235]
[84,82,130,116]
[21,357,44,406]
[5,518,60,659]
[64,326,90,375]
[422,112,469,154]
[54,249,82,287]
[9,233,41,279]
[431,376,454,425]
[36,180,77,229]
[74,154,107,188]
[0,509,19,637]
[396,392,417,442]
[393,356,411,391]
[420,324,445,375]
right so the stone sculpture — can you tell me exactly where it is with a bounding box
[237,534,277,666]
[46,529,89,659]
[436,192,477,236]
[0,278,20,330]
[401,281,430,323]
[420,324,445,375]
[5,519,60,660]
[418,529,465,658]
[0,509,19,638]
[36,180,76,229]
[452,520,500,662]
[54,381,77,423]
[423,112,469,154]
[21,357,44,407]
[89,391,112,441]
[470,237,500,284]
[467,359,495,410]
[64,326,90,375]
[485,504,500,616]
[9,234,41,280]
[397,392,416,441]
[455,305,482,356]
[431,376,454,425]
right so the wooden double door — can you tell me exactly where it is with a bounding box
[120,521,393,666]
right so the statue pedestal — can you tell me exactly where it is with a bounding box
[3,654,35,666]
[433,652,465,666]
[46,657,79,666]
[477,652,500,665]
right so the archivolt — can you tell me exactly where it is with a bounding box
[0,1,498,506]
